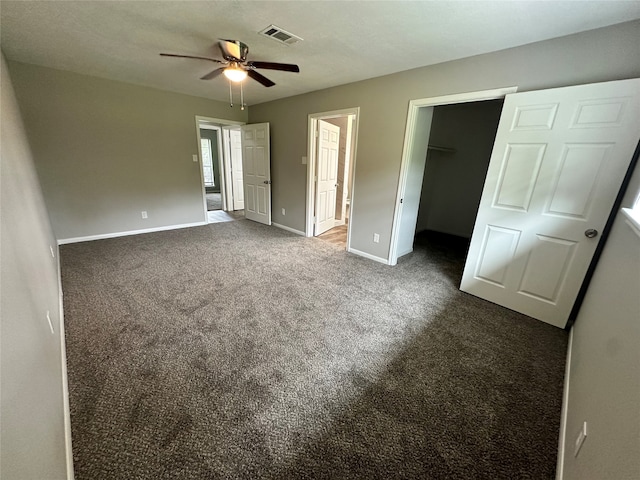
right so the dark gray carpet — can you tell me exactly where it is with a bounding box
[61,222,567,479]
[207,193,222,211]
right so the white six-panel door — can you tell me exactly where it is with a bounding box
[461,78,640,328]
[229,128,244,211]
[315,120,341,235]
[241,123,271,225]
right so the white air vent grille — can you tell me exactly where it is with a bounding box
[259,25,303,45]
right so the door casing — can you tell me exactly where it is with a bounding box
[389,87,518,265]
[194,116,245,222]
[306,108,360,250]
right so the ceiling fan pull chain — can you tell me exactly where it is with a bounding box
[240,82,245,111]
[228,80,233,107]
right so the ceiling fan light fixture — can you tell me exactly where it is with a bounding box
[223,66,248,82]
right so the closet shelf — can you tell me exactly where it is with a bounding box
[428,145,456,153]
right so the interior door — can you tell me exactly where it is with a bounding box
[241,123,271,225]
[229,128,244,211]
[315,120,340,235]
[461,78,640,328]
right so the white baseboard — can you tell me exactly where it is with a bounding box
[347,247,390,265]
[57,221,207,245]
[272,222,305,236]
[56,246,75,480]
[556,327,574,480]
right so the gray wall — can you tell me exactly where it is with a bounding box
[1,53,70,479]
[416,100,503,238]
[560,162,640,479]
[7,61,247,241]
[248,20,640,261]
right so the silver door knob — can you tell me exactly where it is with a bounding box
[585,228,598,238]
[263,180,272,184]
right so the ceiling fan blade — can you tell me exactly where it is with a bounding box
[247,69,275,87]
[247,61,300,73]
[160,53,224,64]
[200,68,225,80]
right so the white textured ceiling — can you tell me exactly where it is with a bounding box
[1,1,639,106]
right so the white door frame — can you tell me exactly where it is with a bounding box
[388,87,518,265]
[306,107,360,250]
[194,116,245,222]
[221,126,244,211]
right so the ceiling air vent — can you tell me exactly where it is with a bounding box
[258,25,303,45]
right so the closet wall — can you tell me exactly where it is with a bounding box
[416,99,504,238]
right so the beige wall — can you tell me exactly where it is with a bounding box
[560,162,640,479]
[7,61,247,241]
[1,53,70,479]
[248,20,640,260]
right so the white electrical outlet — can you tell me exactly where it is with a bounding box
[141,211,148,219]
[46,310,54,334]
[373,233,380,243]
[301,156,308,165]
[574,421,588,457]
[192,154,198,163]
[282,208,286,216]
[50,245,55,258]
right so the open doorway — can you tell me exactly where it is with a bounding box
[415,99,505,238]
[195,116,245,224]
[306,108,359,251]
[389,87,517,265]
[199,126,223,212]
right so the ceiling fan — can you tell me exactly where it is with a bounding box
[160,39,300,88]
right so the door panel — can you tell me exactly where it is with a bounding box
[229,129,244,211]
[241,123,271,225]
[461,78,640,328]
[315,120,340,235]
[493,144,546,211]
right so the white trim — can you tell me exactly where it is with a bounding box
[556,327,574,480]
[347,247,390,265]
[56,246,75,480]
[195,116,247,222]
[397,247,413,258]
[306,108,360,254]
[57,221,206,245]
[388,86,518,266]
[195,115,245,127]
[622,208,640,239]
[272,222,305,236]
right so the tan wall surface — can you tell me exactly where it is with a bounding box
[249,20,640,260]
[8,61,248,240]
[561,162,640,479]
[1,52,69,479]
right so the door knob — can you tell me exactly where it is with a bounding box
[263,180,272,185]
[585,228,598,238]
